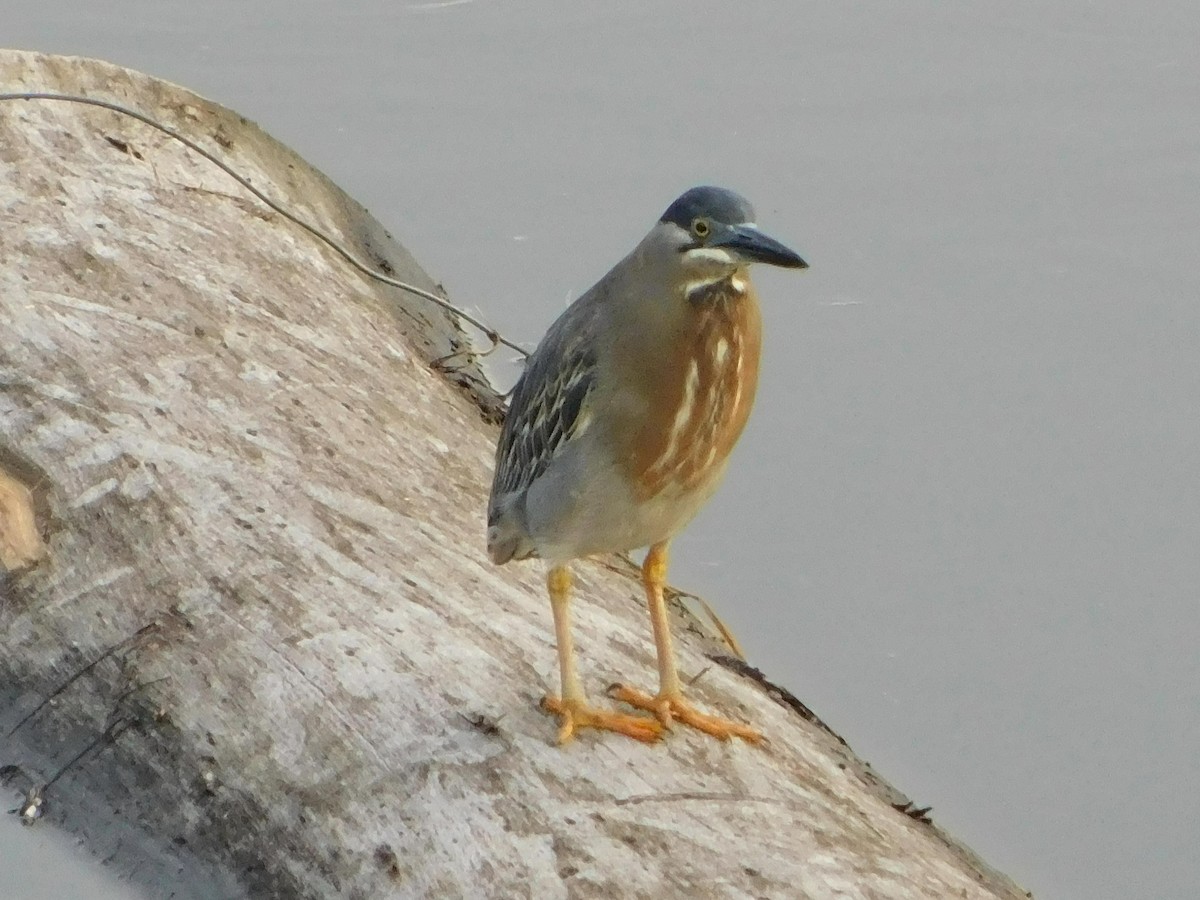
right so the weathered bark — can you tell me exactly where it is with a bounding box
[0,50,1029,899]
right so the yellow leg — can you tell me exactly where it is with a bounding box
[540,564,663,745]
[609,543,761,743]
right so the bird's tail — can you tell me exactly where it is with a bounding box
[486,493,536,565]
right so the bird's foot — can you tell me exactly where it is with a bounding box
[607,684,762,743]
[540,695,665,745]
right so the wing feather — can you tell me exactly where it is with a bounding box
[490,325,597,508]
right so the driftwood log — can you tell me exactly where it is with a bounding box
[0,50,1029,899]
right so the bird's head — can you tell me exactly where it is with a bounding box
[652,186,807,294]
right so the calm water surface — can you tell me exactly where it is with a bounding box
[5,2,1200,898]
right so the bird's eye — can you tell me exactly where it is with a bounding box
[691,218,711,239]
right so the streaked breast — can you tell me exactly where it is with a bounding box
[625,274,763,500]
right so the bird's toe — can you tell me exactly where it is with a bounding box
[541,694,664,745]
[607,684,761,743]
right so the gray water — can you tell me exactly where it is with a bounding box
[4,2,1199,898]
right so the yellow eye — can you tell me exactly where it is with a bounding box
[691,218,710,238]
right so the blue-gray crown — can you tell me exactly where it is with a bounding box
[660,186,756,229]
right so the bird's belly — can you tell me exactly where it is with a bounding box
[542,471,729,559]
[524,431,734,560]
[625,461,734,544]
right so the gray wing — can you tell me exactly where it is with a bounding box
[489,320,597,509]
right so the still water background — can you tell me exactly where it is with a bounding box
[4,2,1199,898]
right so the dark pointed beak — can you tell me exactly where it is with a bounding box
[713,224,808,269]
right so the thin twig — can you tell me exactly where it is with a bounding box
[6,622,157,737]
[45,715,135,789]
[0,91,530,362]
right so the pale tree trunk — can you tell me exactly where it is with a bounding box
[0,50,1029,900]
